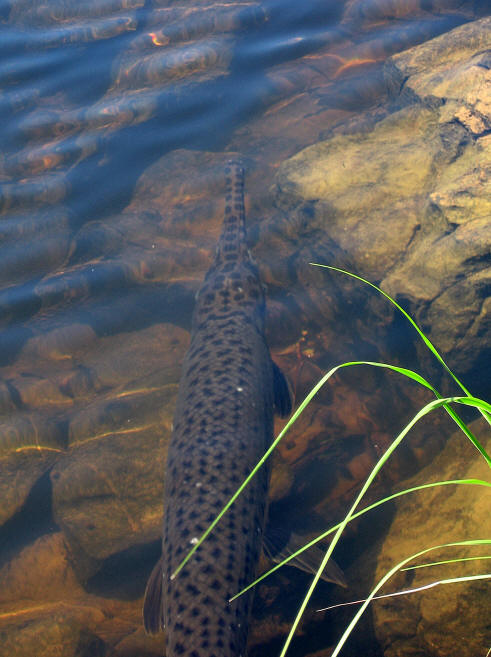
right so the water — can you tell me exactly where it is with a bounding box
[0,1,490,656]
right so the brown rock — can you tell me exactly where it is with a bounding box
[0,532,147,657]
[0,209,71,289]
[51,374,177,575]
[0,413,65,527]
[0,533,81,604]
[8,0,144,26]
[111,36,233,90]
[274,104,438,280]
[275,16,491,375]
[372,418,491,657]
[78,323,188,390]
[0,614,105,657]
[18,323,97,364]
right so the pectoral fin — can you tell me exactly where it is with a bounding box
[272,360,293,418]
[143,556,165,634]
[263,527,347,589]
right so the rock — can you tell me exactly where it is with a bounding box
[0,533,81,604]
[372,418,491,657]
[0,615,105,657]
[142,3,266,46]
[0,208,71,289]
[76,323,188,391]
[18,323,97,364]
[110,36,234,90]
[125,149,231,244]
[0,532,155,657]
[274,16,491,375]
[384,17,491,116]
[51,419,168,577]
[0,412,65,527]
[7,0,144,26]
[275,105,446,281]
[49,328,180,576]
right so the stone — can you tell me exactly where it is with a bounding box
[0,532,152,657]
[51,372,177,576]
[274,16,491,375]
[372,418,491,657]
[0,413,65,527]
[0,615,105,657]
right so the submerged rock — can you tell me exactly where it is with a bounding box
[49,324,185,577]
[0,531,161,657]
[0,412,65,527]
[372,418,491,657]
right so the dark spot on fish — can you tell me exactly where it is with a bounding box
[174,643,186,654]
[210,579,222,591]
[186,584,199,596]
[191,607,200,617]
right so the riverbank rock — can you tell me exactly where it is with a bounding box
[372,417,491,657]
[274,16,491,378]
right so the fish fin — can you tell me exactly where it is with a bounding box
[143,556,165,634]
[272,360,292,417]
[263,527,348,589]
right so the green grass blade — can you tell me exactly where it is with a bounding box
[229,478,491,601]
[172,358,489,579]
[278,397,489,657]
[311,264,491,427]
[317,571,491,612]
[401,555,491,571]
[328,540,491,657]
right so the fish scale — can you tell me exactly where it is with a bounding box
[144,160,291,656]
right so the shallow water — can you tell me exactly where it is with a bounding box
[0,1,490,656]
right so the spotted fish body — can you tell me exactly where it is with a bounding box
[144,161,291,656]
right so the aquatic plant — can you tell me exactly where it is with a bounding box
[173,266,491,656]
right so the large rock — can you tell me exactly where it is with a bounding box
[372,418,491,657]
[0,412,65,527]
[50,324,185,577]
[274,17,491,376]
[0,531,163,657]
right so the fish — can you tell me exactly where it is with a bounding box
[143,159,293,656]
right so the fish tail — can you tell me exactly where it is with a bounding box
[214,159,248,265]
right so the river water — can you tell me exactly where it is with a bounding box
[0,1,489,656]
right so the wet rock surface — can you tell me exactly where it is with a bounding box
[372,418,491,657]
